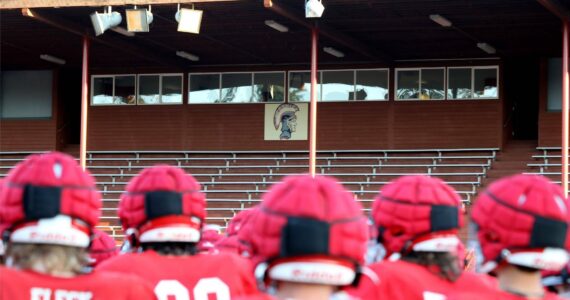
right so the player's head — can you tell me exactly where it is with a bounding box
[372,175,464,280]
[472,174,570,273]
[217,207,259,257]
[227,206,258,237]
[88,229,118,268]
[0,152,101,275]
[197,224,222,253]
[246,175,368,291]
[119,165,206,255]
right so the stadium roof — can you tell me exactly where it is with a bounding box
[1,0,568,70]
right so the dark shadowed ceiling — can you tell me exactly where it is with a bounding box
[0,0,567,70]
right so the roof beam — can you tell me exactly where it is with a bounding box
[537,0,570,20]
[21,8,184,67]
[264,0,391,63]
[2,0,238,9]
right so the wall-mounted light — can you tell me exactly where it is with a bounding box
[40,54,66,65]
[176,51,200,61]
[126,6,153,32]
[175,4,203,34]
[323,47,344,58]
[90,6,122,36]
[305,0,325,18]
[477,42,496,54]
[264,20,288,32]
[429,14,452,27]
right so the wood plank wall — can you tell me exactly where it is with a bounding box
[87,100,502,150]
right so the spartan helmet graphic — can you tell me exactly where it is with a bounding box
[273,103,300,140]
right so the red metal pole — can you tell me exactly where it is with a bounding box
[80,36,89,170]
[309,27,318,177]
[563,21,569,196]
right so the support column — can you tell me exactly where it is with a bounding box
[80,36,89,170]
[563,21,569,195]
[309,27,318,177]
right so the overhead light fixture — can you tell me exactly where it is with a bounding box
[175,4,203,34]
[40,54,66,65]
[126,6,153,32]
[305,0,325,18]
[323,47,344,58]
[264,20,288,33]
[90,6,122,36]
[477,42,496,54]
[110,26,135,37]
[176,51,200,62]
[429,14,452,27]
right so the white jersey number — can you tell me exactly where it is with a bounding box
[155,278,230,300]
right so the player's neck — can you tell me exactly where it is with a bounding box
[497,265,544,299]
[30,261,76,277]
[275,281,335,300]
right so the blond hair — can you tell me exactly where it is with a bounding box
[6,243,89,276]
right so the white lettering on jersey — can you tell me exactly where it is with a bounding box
[194,278,230,300]
[155,280,190,300]
[54,290,93,300]
[155,278,230,300]
[423,291,446,300]
[31,288,51,300]
[31,288,92,300]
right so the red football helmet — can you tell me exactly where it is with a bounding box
[0,152,101,248]
[245,175,368,286]
[119,165,206,244]
[227,206,258,237]
[472,174,570,272]
[89,229,119,267]
[197,224,223,252]
[372,175,463,256]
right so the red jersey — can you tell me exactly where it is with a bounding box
[450,290,563,300]
[232,293,275,300]
[0,265,156,300]
[353,260,496,300]
[97,250,258,299]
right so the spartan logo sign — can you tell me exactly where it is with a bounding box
[273,103,299,140]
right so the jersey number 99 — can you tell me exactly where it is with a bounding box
[155,278,230,300]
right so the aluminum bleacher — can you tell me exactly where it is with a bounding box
[0,148,498,239]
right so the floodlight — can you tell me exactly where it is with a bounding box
[90,6,122,36]
[305,0,324,18]
[126,7,153,32]
[175,5,203,34]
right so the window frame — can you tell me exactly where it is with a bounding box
[90,74,137,106]
[137,73,184,106]
[188,71,286,104]
[354,68,390,101]
[252,71,287,103]
[395,67,446,101]
[447,66,499,100]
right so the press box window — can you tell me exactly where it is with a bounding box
[138,74,183,105]
[189,74,220,103]
[221,73,253,103]
[396,68,444,100]
[253,72,285,102]
[447,67,498,99]
[289,71,321,102]
[91,75,136,105]
[355,69,389,100]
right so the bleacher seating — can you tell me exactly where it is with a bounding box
[0,148,498,239]
[526,147,565,183]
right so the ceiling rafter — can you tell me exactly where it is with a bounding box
[264,0,392,63]
[20,8,186,67]
[1,0,239,10]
